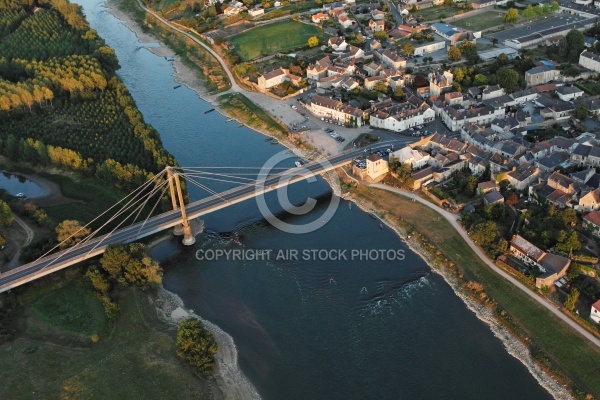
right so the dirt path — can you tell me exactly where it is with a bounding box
[6,215,34,270]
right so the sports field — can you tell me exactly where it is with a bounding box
[229,20,326,61]
[452,11,506,31]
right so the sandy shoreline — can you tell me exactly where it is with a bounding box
[102,2,571,398]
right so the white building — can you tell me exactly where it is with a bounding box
[370,102,435,132]
[308,94,364,126]
[591,299,600,324]
[391,146,432,169]
[579,50,600,72]
[413,41,446,56]
[556,86,584,102]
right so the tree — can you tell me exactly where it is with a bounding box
[393,86,406,101]
[466,175,478,196]
[213,36,223,45]
[556,230,581,254]
[575,102,589,120]
[459,40,477,57]
[373,30,389,41]
[56,220,91,249]
[495,67,519,91]
[447,46,461,62]
[506,193,518,206]
[522,5,537,19]
[497,53,509,66]
[470,221,499,250]
[564,287,580,312]
[550,0,560,12]
[561,208,578,227]
[176,318,218,377]
[504,8,519,24]
[307,36,319,48]
[565,29,585,62]
[100,243,163,287]
[0,201,13,227]
[402,42,415,56]
[373,81,388,94]
[473,73,488,85]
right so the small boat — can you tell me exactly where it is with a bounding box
[265,137,272,142]
[380,222,384,230]
[226,118,234,123]
[295,161,302,167]
[204,108,215,114]
[369,212,377,219]
[173,85,181,89]
[271,139,279,144]
[238,123,244,128]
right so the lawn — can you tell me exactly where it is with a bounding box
[411,5,463,22]
[350,185,600,396]
[229,20,326,61]
[0,273,211,399]
[452,11,506,31]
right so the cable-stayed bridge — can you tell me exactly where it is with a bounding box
[0,141,405,293]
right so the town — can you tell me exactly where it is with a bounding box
[181,0,600,331]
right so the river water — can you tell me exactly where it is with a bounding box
[78,1,553,398]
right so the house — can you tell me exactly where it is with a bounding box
[328,36,348,51]
[312,12,329,23]
[580,50,600,73]
[258,68,292,91]
[338,15,355,29]
[380,49,406,69]
[371,9,385,20]
[556,86,584,102]
[509,235,570,288]
[366,153,389,181]
[578,188,600,211]
[306,56,331,81]
[411,166,435,190]
[591,299,600,324]
[478,180,498,195]
[571,144,593,165]
[525,65,560,87]
[429,69,453,97]
[540,101,574,121]
[392,146,432,169]
[369,19,385,32]
[370,101,435,132]
[308,94,364,126]
[431,22,476,45]
[505,163,539,191]
[584,210,600,236]
[248,7,264,16]
[471,0,496,8]
[483,189,504,205]
[511,88,538,104]
[481,85,504,101]
[223,6,240,15]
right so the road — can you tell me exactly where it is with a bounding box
[133,0,240,94]
[6,215,34,270]
[365,182,600,349]
[0,140,405,294]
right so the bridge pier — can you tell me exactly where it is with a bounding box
[167,166,185,236]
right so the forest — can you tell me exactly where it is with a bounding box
[0,0,176,191]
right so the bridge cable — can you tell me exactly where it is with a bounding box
[32,170,169,273]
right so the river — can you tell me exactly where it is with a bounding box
[77,1,554,398]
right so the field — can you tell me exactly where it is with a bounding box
[0,273,211,399]
[229,20,326,61]
[412,5,464,22]
[452,11,506,31]
[349,184,600,397]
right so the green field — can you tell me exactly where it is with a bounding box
[229,20,326,61]
[411,5,464,22]
[0,274,211,399]
[452,11,506,31]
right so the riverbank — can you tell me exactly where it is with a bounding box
[155,288,261,400]
[338,179,572,399]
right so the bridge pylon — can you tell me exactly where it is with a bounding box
[166,166,195,245]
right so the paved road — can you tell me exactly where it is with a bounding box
[364,182,600,349]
